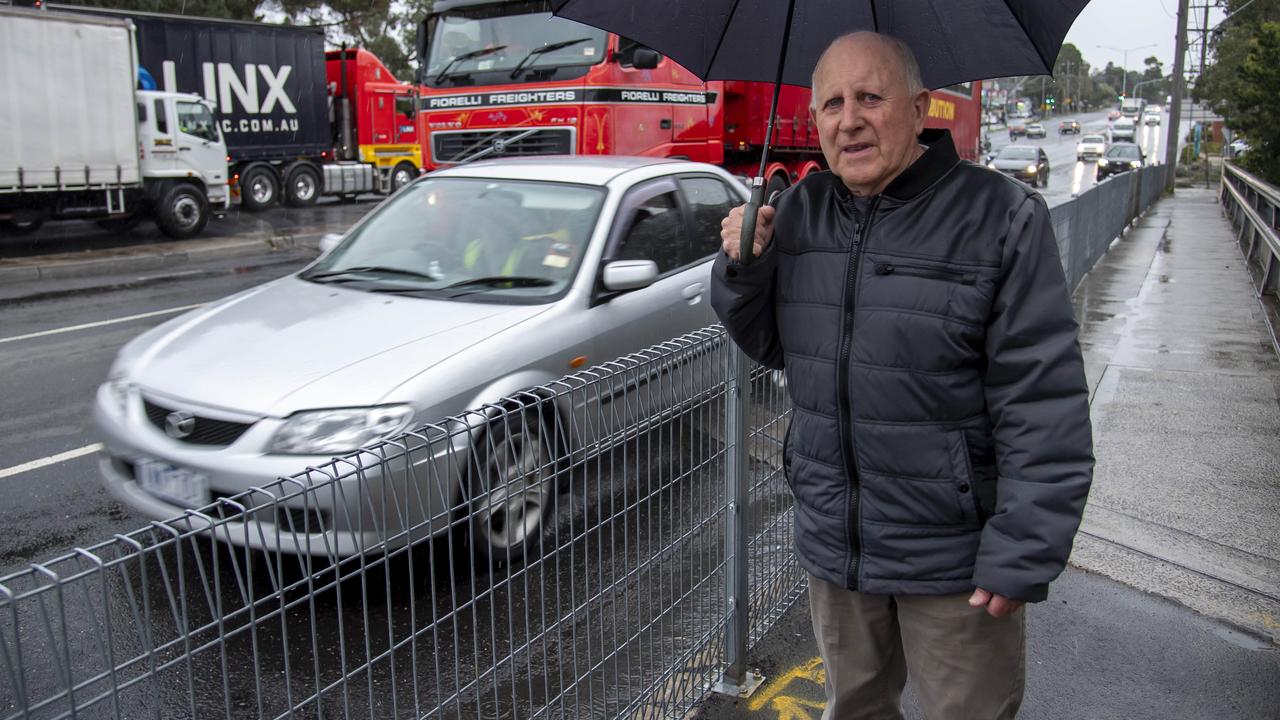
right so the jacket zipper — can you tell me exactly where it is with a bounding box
[875,262,976,285]
[837,197,878,590]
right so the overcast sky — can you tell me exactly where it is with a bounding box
[1063,0,1227,76]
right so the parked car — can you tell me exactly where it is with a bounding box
[1058,119,1081,135]
[1228,138,1250,158]
[1111,117,1137,143]
[1096,142,1146,181]
[1025,122,1047,139]
[94,156,747,560]
[1076,134,1107,162]
[1008,120,1027,139]
[987,144,1051,187]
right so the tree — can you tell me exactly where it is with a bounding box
[1137,56,1169,102]
[278,0,435,80]
[1230,22,1280,182]
[58,0,266,21]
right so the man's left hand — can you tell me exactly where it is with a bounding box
[968,588,1024,618]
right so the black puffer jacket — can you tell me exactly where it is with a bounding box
[711,130,1093,601]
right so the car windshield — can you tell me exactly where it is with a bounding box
[997,146,1038,160]
[1081,135,1105,144]
[425,2,607,86]
[304,178,606,303]
[1106,145,1141,159]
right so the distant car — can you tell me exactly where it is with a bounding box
[1107,109,1122,121]
[93,156,747,560]
[988,143,1051,188]
[1025,122,1047,139]
[1096,142,1146,181]
[1228,138,1250,158]
[1143,109,1161,125]
[1008,121,1027,139]
[1076,134,1107,162]
[1111,118,1137,143]
[1058,119,1081,135]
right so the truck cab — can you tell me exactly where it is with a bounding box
[136,90,230,210]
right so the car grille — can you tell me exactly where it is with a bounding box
[432,128,573,164]
[143,399,253,447]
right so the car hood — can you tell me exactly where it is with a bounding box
[126,276,550,416]
[992,157,1037,170]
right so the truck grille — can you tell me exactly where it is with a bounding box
[144,399,253,447]
[432,128,574,164]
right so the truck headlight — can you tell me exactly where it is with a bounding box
[269,405,415,455]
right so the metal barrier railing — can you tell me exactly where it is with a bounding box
[0,164,1170,720]
[1219,161,1280,350]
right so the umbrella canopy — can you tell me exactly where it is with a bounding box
[550,0,1089,90]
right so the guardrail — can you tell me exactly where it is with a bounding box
[1219,161,1280,350]
[0,163,1170,720]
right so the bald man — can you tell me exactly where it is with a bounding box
[712,33,1093,719]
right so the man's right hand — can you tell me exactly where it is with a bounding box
[720,204,776,263]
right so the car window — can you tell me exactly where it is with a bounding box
[1082,135,1105,143]
[997,146,1037,160]
[614,190,689,274]
[679,176,737,263]
[153,98,168,134]
[1107,145,1141,159]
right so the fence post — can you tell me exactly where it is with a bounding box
[713,342,764,698]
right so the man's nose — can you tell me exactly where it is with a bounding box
[836,99,864,134]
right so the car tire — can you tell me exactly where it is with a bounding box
[240,166,279,212]
[155,183,209,239]
[284,164,321,208]
[464,410,559,565]
[391,162,418,192]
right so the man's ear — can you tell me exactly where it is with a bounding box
[912,90,930,134]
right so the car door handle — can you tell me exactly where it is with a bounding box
[178,147,192,152]
[682,282,704,304]
[660,118,672,130]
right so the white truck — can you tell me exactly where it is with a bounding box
[0,6,228,238]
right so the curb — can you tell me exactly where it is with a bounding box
[0,231,324,285]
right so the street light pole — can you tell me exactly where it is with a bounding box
[1098,43,1158,97]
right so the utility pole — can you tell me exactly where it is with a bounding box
[1164,0,1191,192]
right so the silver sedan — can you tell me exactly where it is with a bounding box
[93,156,746,559]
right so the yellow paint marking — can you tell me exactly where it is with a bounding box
[747,656,826,717]
[1250,611,1280,630]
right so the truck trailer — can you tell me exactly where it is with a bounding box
[0,6,229,238]
[415,0,983,195]
[56,5,426,211]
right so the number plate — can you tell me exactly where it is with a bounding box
[137,459,209,508]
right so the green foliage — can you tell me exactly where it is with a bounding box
[277,0,435,80]
[56,0,267,21]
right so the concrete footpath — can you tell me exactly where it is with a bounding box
[697,188,1280,719]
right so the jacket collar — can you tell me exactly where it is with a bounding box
[830,129,960,204]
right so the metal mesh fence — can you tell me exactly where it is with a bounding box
[0,165,1167,720]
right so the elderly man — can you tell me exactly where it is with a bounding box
[711,32,1093,719]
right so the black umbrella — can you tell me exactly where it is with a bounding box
[551,0,1091,264]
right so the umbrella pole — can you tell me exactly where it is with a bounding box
[737,0,796,267]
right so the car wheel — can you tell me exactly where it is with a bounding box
[240,166,279,212]
[284,164,321,207]
[465,410,558,564]
[155,183,209,239]
[391,162,418,192]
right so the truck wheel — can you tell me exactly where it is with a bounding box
[284,165,321,208]
[241,166,279,211]
[391,162,417,192]
[765,173,789,204]
[0,217,44,236]
[155,183,209,239]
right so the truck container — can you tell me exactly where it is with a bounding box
[415,0,983,195]
[56,5,425,211]
[0,6,228,238]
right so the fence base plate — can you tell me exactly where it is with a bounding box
[711,671,765,699]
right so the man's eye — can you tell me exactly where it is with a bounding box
[861,94,883,105]
[824,98,842,110]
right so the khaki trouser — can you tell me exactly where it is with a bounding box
[808,573,1026,720]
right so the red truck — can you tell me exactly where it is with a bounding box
[415,0,982,195]
[325,48,425,195]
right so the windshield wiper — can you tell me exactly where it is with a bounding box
[305,266,440,283]
[441,275,554,297]
[433,45,507,84]
[508,37,592,79]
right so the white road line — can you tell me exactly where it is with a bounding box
[0,304,203,345]
[0,443,103,480]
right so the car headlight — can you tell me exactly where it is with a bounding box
[269,405,415,455]
[1130,160,1142,168]
[1025,164,1038,174]
[103,378,133,418]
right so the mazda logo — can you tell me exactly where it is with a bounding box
[164,411,196,439]
[491,137,508,154]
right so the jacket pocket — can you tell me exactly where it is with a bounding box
[952,430,984,525]
[874,262,977,285]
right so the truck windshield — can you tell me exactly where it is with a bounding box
[424,1,607,87]
[177,101,220,143]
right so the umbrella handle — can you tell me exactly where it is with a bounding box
[738,177,766,267]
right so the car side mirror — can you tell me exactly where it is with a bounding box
[602,259,659,291]
[319,233,342,256]
[631,48,660,70]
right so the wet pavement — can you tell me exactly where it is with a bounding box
[695,187,1280,718]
